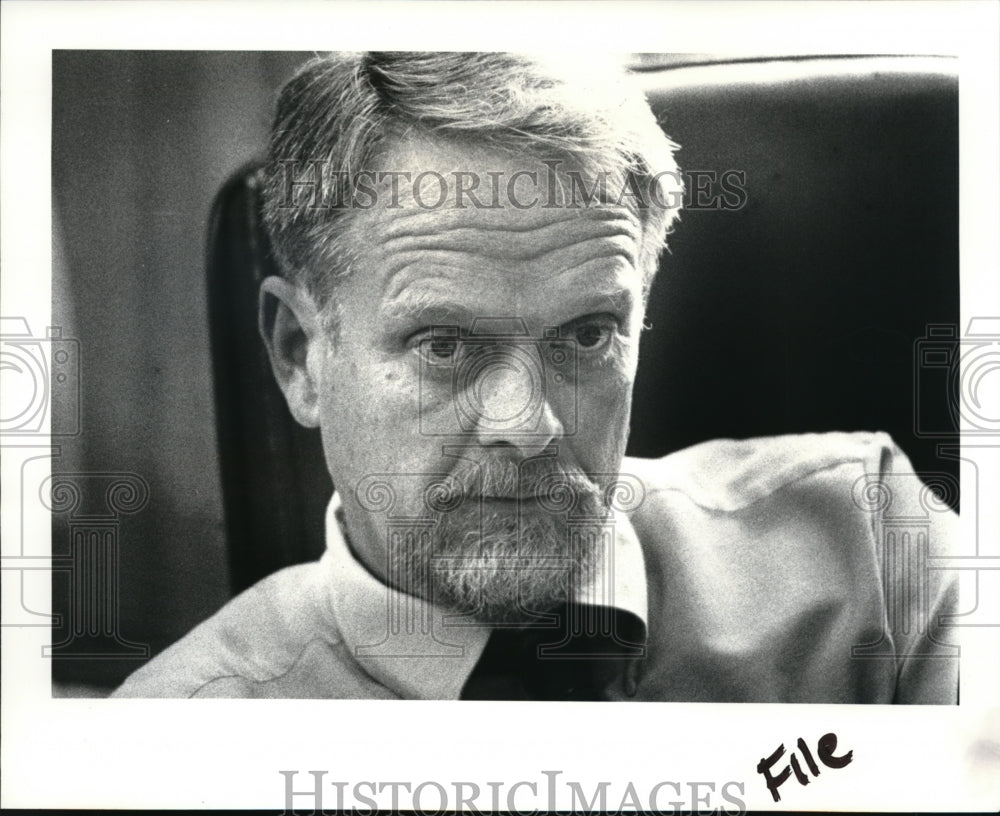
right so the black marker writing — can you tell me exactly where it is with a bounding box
[756,731,853,802]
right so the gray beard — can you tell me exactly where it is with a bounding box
[388,485,611,624]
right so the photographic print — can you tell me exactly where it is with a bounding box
[2,1,998,812]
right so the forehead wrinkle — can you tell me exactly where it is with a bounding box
[379,210,639,250]
[369,211,642,283]
[380,224,642,276]
[379,237,638,299]
[375,202,638,238]
[545,248,639,283]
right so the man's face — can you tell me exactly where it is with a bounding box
[289,134,647,620]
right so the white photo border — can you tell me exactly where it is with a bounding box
[2,0,998,811]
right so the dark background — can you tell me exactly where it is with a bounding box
[51,52,959,693]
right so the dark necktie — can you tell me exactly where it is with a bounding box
[460,604,646,700]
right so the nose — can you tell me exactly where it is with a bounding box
[463,346,565,456]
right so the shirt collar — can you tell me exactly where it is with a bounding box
[322,493,648,699]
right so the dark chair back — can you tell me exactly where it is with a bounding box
[207,166,331,592]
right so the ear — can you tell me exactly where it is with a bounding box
[258,276,324,428]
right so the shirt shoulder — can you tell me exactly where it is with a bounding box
[111,558,382,698]
[623,430,898,513]
[625,431,959,703]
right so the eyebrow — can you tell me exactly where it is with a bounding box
[380,284,635,328]
[380,290,479,327]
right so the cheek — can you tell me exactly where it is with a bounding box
[319,351,422,471]
[575,366,635,469]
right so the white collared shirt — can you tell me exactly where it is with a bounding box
[113,432,959,702]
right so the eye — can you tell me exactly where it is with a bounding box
[426,337,458,359]
[565,315,618,352]
[574,322,609,349]
[411,327,461,363]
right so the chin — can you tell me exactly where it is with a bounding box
[391,505,604,624]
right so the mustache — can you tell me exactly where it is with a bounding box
[354,458,651,519]
[428,456,603,511]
